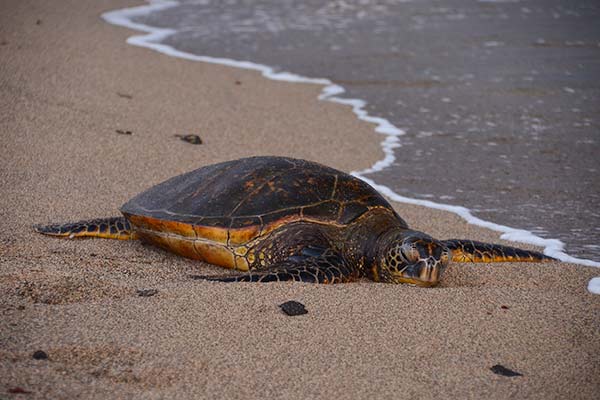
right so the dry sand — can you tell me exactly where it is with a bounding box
[1,0,599,398]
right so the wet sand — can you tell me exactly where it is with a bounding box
[1,1,599,399]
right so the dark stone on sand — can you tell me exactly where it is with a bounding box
[280,301,307,316]
[8,387,31,394]
[116,129,133,135]
[490,364,522,377]
[32,350,48,360]
[117,92,133,99]
[175,134,202,145]
[137,289,158,297]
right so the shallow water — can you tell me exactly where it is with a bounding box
[132,0,600,261]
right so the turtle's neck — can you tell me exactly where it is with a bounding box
[342,208,408,277]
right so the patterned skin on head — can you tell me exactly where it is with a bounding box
[378,231,450,287]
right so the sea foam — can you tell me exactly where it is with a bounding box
[102,0,599,292]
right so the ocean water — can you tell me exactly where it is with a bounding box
[112,0,600,263]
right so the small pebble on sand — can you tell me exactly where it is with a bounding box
[175,134,203,145]
[137,289,158,297]
[280,301,308,316]
[490,364,523,377]
[32,350,48,360]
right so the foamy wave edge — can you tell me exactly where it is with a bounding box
[102,0,600,293]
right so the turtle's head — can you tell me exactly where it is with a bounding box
[377,231,450,287]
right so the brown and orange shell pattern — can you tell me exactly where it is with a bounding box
[119,157,406,270]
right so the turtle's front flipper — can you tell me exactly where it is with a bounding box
[190,248,356,284]
[443,239,555,263]
[34,217,137,240]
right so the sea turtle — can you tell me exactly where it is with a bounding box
[35,156,554,286]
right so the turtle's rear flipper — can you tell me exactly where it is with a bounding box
[190,249,356,284]
[443,239,556,263]
[34,217,137,240]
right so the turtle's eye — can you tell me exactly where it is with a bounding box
[400,243,418,263]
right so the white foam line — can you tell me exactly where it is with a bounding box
[588,277,600,295]
[102,0,600,291]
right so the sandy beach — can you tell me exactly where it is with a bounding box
[1,0,599,398]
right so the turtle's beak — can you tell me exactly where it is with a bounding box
[393,260,442,287]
